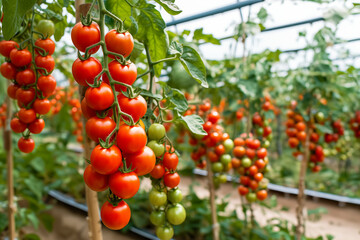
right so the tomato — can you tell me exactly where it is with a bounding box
[254,172,263,182]
[38,75,56,96]
[246,148,256,159]
[256,189,268,200]
[36,20,55,37]
[103,61,137,92]
[168,188,183,204]
[263,126,272,137]
[16,69,35,86]
[257,148,267,159]
[150,210,165,226]
[233,146,246,158]
[166,203,186,225]
[16,88,35,107]
[7,84,19,99]
[33,98,51,115]
[1,62,17,79]
[109,171,140,199]
[105,30,134,58]
[85,116,116,142]
[199,102,211,112]
[248,139,261,149]
[234,137,245,146]
[231,157,241,168]
[288,137,299,148]
[10,48,32,67]
[162,152,179,170]
[117,94,147,123]
[209,132,221,144]
[156,225,174,240]
[223,139,234,152]
[215,144,225,156]
[116,125,147,154]
[85,82,114,111]
[249,180,259,190]
[35,55,55,74]
[164,172,180,188]
[248,165,258,176]
[286,128,297,137]
[252,114,262,125]
[147,140,165,157]
[18,108,36,123]
[315,112,325,123]
[35,38,55,55]
[242,157,252,168]
[149,188,167,206]
[148,123,166,141]
[18,137,35,153]
[203,121,212,132]
[83,164,108,192]
[101,200,131,230]
[246,192,257,202]
[125,146,155,176]
[220,154,231,165]
[255,159,266,169]
[312,165,321,172]
[150,164,165,179]
[90,144,122,175]
[296,131,306,141]
[28,118,45,134]
[10,118,27,133]
[81,97,97,119]
[208,111,220,124]
[212,162,223,172]
[295,122,306,132]
[72,57,102,86]
[238,185,249,195]
[71,22,100,54]
[256,127,264,136]
[0,40,19,57]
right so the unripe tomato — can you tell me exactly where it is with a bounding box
[149,188,167,206]
[156,225,174,240]
[148,123,166,141]
[223,139,234,152]
[220,154,231,165]
[168,188,183,204]
[242,157,252,168]
[246,192,257,202]
[147,140,165,157]
[212,162,223,172]
[36,20,55,37]
[166,203,186,225]
[150,210,165,226]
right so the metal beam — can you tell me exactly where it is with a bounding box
[166,0,264,27]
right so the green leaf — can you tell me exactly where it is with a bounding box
[141,89,162,100]
[154,0,182,15]
[39,213,54,232]
[23,233,41,240]
[2,0,37,40]
[315,124,332,134]
[163,86,188,112]
[0,213,8,232]
[237,80,257,97]
[179,114,207,136]
[24,176,43,200]
[129,15,138,35]
[169,41,183,55]
[179,45,207,87]
[30,157,45,173]
[105,0,132,24]
[257,7,268,23]
[27,212,39,229]
[193,28,220,45]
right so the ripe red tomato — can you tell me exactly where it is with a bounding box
[18,137,35,153]
[16,69,35,86]
[72,57,102,86]
[116,125,147,154]
[10,118,27,133]
[207,151,219,162]
[7,83,19,99]
[83,164,109,192]
[105,30,134,58]
[18,108,36,123]
[208,111,220,124]
[33,98,51,115]
[35,38,55,55]
[203,121,212,132]
[101,200,131,230]
[238,185,249,196]
[254,172,263,182]
[117,94,147,123]
[256,190,268,200]
[296,131,306,141]
[16,88,35,107]
[90,144,122,175]
[109,171,140,199]
[215,144,225,156]
[150,164,165,179]
[164,172,180,189]
[248,165,258,176]
[1,62,17,79]
[246,148,256,159]
[35,55,55,74]
[249,180,259,190]
[288,137,299,148]
[81,97,96,119]
[0,40,19,57]
[255,159,266,169]
[295,122,306,132]
[103,61,137,92]
[28,118,45,134]
[163,152,179,170]
[38,75,56,96]
[85,82,114,111]
[257,148,267,159]
[263,126,272,137]
[209,132,221,144]
[71,22,100,54]
[125,146,156,176]
[233,146,246,158]
[10,48,32,67]
[240,176,250,186]
[234,137,245,146]
[85,116,116,142]
[252,114,262,125]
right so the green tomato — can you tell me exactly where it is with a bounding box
[340,154,347,161]
[212,162,223,172]
[242,157,252,168]
[259,178,269,189]
[246,193,257,202]
[149,188,167,207]
[150,210,165,226]
[262,140,270,148]
[264,164,272,173]
[315,112,325,123]
[267,134,273,141]
[309,162,315,168]
[331,149,337,155]
[323,149,330,157]
[156,225,174,240]
[147,140,165,157]
[223,139,234,152]
[36,20,55,37]
[256,128,264,136]
[218,174,227,183]
[263,120,269,127]
[220,154,232,165]
[148,123,166,141]
[168,188,183,204]
[166,204,186,225]
[168,61,195,90]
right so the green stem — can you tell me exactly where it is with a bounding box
[152,55,178,65]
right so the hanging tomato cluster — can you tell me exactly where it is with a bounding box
[0,27,56,153]
[0,103,7,128]
[71,15,156,230]
[349,111,360,138]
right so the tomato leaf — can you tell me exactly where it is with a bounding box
[179,45,208,88]
[315,124,332,134]
[154,0,182,15]
[2,0,37,40]
[179,114,207,136]
[193,28,220,45]
[163,86,188,112]
[169,41,183,55]
[54,16,67,41]
[141,89,162,100]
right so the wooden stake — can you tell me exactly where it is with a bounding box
[75,1,103,239]
[4,91,16,240]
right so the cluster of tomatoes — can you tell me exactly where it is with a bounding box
[349,111,360,138]
[71,20,158,231]
[0,103,7,128]
[0,35,56,153]
[324,119,344,144]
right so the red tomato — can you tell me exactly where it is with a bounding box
[28,118,45,134]
[257,148,267,159]
[207,151,219,163]
[255,159,266,169]
[254,172,263,182]
[33,98,51,115]
[38,75,56,96]
[10,118,27,133]
[246,148,256,159]
[81,97,97,119]
[248,165,258,176]
[249,180,258,190]
[85,82,114,111]
[85,116,116,142]
[103,61,137,92]
[10,48,32,67]
[16,88,35,107]
[90,144,122,175]
[240,176,250,186]
[83,164,109,192]
[163,152,179,170]
[101,200,131,230]
[263,126,272,137]
[105,30,134,58]
[215,144,225,156]
[203,121,212,132]
[234,137,245,146]
[18,137,35,153]
[35,55,55,74]
[199,102,211,112]
[18,108,36,123]
[0,40,19,57]
[35,38,55,55]
[16,69,35,86]
[117,94,147,123]
[109,171,140,199]
[208,111,220,124]
[72,57,102,86]
[233,146,246,158]
[256,190,267,200]
[125,146,156,176]
[164,172,180,189]
[116,125,147,154]
[238,185,249,196]
[71,22,100,54]
[150,164,165,179]
[1,62,17,79]
[7,83,20,99]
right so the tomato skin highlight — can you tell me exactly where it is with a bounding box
[90,145,122,175]
[83,164,109,192]
[109,171,140,199]
[72,57,102,86]
[116,125,147,154]
[125,146,156,176]
[101,200,131,230]
[105,30,134,58]
[71,22,100,54]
